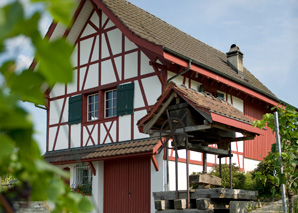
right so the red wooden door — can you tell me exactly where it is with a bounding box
[104,157,150,213]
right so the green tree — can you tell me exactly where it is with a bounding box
[253,105,298,212]
[0,0,93,212]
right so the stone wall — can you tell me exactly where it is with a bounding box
[14,201,49,213]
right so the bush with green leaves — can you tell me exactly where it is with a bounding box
[0,0,93,212]
[253,105,298,212]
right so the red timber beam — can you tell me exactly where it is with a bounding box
[163,52,279,107]
[151,155,159,171]
[88,161,96,176]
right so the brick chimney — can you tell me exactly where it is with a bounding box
[226,44,244,77]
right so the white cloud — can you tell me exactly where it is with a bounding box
[16,54,33,71]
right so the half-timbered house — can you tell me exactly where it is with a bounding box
[43,0,280,212]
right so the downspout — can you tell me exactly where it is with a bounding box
[167,60,192,84]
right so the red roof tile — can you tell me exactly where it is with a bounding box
[44,138,161,164]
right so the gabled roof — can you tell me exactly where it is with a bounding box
[138,82,263,135]
[43,138,161,164]
[98,0,277,100]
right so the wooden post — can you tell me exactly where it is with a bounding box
[229,144,232,189]
[219,157,222,178]
[203,153,207,173]
[186,138,190,208]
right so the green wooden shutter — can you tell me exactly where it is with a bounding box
[117,82,134,116]
[68,95,82,125]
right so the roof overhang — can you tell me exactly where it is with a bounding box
[44,138,162,165]
[138,83,263,146]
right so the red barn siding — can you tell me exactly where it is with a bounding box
[244,100,275,161]
[104,157,151,213]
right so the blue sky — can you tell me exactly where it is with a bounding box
[1,0,297,153]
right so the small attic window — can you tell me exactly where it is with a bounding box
[216,92,225,101]
[198,84,204,92]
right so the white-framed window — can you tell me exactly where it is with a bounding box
[87,94,98,121]
[216,91,226,101]
[105,89,117,118]
[72,164,93,195]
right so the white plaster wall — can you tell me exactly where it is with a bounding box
[190,151,202,162]
[105,19,114,29]
[91,35,99,62]
[79,67,87,90]
[101,34,109,59]
[55,124,68,150]
[84,63,99,90]
[125,36,137,51]
[141,52,153,75]
[232,96,244,112]
[100,121,116,144]
[92,161,104,213]
[80,38,93,65]
[67,69,78,94]
[141,76,161,105]
[90,11,99,28]
[134,110,149,139]
[101,59,116,85]
[167,71,183,86]
[151,153,164,213]
[48,126,57,151]
[49,99,63,125]
[114,56,122,81]
[124,52,138,79]
[71,45,78,67]
[134,81,145,108]
[50,83,65,98]
[244,158,260,172]
[107,29,122,55]
[70,124,81,148]
[81,23,97,38]
[118,115,131,141]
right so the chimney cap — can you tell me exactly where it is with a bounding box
[227,44,243,56]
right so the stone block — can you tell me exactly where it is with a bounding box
[155,200,166,210]
[229,201,257,213]
[196,198,210,210]
[174,199,187,210]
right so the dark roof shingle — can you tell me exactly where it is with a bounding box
[100,0,276,99]
[44,138,160,163]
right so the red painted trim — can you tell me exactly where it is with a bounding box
[85,124,96,146]
[152,141,162,154]
[151,155,159,171]
[102,120,115,143]
[210,113,263,135]
[88,161,96,176]
[91,0,164,57]
[163,52,279,106]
